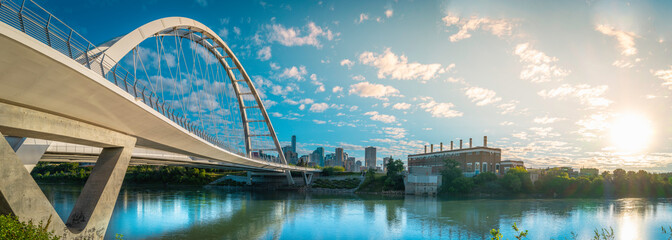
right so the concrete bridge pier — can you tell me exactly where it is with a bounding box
[0,102,136,239]
[302,172,313,185]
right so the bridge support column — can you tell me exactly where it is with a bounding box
[285,170,295,185]
[0,102,137,239]
[302,172,313,185]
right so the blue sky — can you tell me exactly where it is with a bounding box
[41,0,672,171]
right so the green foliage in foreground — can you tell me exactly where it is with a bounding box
[32,163,227,185]
[0,214,59,240]
[312,178,360,189]
[490,223,672,240]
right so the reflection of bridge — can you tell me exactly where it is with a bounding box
[0,0,316,238]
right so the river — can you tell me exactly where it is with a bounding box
[38,183,672,239]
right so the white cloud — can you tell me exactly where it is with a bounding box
[359,48,451,81]
[332,86,343,93]
[257,46,271,61]
[533,116,564,124]
[422,128,432,131]
[529,127,558,137]
[442,12,513,42]
[271,83,300,96]
[218,28,229,39]
[418,98,463,118]
[382,127,406,139]
[574,113,612,141]
[512,132,528,140]
[263,22,335,48]
[340,59,354,69]
[364,111,396,123]
[349,106,358,112]
[269,62,280,70]
[498,100,519,115]
[392,102,411,110]
[385,9,393,18]
[352,75,366,81]
[279,66,308,80]
[538,84,612,108]
[595,24,638,56]
[271,112,283,117]
[653,66,672,89]
[233,26,241,36]
[348,82,401,100]
[500,121,514,126]
[315,85,325,93]
[357,13,369,23]
[464,87,502,106]
[310,103,329,112]
[514,43,570,83]
[313,120,326,124]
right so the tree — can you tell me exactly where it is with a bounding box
[452,177,474,193]
[440,159,463,193]
[386,159,404,176]
[474,172,497,185]
[384,159,405,191]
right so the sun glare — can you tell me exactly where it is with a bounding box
[609,113,654,153]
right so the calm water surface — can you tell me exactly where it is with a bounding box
[39,184,672,239]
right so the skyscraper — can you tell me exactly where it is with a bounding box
[335,147,344,167]
[291,135,296,153]
[311,147,324,167]
[365,146,376,170]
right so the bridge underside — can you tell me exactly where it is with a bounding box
[0,100,136,239]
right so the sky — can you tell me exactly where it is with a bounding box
[38,0,672,171]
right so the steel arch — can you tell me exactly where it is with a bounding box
[92,17,288,165]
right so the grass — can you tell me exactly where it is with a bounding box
[356,174,387,192]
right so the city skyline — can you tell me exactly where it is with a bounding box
[42,0,672,171]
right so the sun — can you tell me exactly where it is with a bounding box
[609,112,654,153]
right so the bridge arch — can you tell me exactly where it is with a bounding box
[93,17,287,165]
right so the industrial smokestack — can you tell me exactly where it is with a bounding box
[450,141,454,150]
[469,138,472,148]
[424,145,427,153]
[440,142,443,151]
[459,139,463,149]
[430,144,434,153]
[484,136,488,147]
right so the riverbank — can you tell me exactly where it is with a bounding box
[31,162,233,186]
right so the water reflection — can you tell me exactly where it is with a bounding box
[38,184,672,239]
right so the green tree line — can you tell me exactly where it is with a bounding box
[440,159,672,198]
[31,162,229,185]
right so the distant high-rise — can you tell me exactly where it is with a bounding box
[282,145,298,165]
[334,148,344,167]
[291,135,296,153]
[311,147,324,167]
[325,153,334,166]
[365,146,376,170]
[346,157,356,172]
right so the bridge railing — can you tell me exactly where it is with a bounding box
[0,0,247,157]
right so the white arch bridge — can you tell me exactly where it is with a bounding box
[0,0,317,238]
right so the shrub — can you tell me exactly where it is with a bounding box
[0,214,59,240]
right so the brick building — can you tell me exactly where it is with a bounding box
[407,136,502,175]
